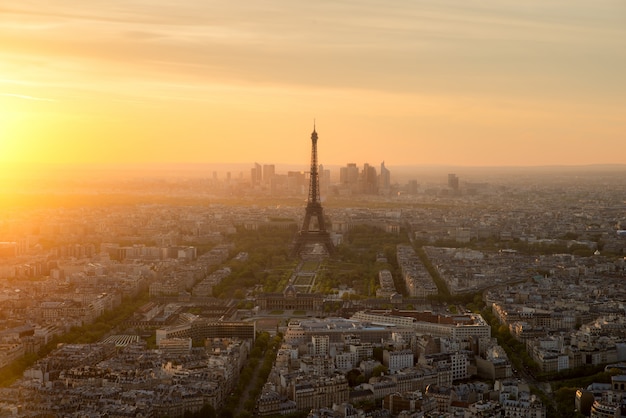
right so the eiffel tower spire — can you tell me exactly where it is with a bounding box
[308,124,321,208]
[292,125,334,257]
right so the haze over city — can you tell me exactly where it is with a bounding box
[3,4,626,416]
[2,0,625,178]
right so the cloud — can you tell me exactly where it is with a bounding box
[0,92,55,102]
[1,1,624,101]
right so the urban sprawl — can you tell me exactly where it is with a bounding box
[1,162,626,418]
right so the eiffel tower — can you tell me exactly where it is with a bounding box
[292,125,334,257]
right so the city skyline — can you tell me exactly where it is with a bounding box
[1,1,625,177]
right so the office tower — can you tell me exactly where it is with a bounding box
[362,163,378,194]
[263,164,275,185]
[319,164,331,197]
[251,162,262,185]
[448,173,459,191]
[339,163,359,185]
[379,161,391,194]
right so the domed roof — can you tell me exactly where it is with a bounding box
[284,284,298,298]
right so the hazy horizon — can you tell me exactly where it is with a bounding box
[3,161,626,187]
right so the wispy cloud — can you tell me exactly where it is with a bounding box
[1,92,56,101]
[1,0,625,166]
[2,0,623,101]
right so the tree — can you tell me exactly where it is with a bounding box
[346,368,364,387]
[372,365,388,377]
[554,387,584,418]
[373,347,384,363]
[200,404,217,418]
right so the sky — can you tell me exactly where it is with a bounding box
[1,0,625,172]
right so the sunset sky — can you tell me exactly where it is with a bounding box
[1,0,625,171]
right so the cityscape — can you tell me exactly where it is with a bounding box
[2,1,626,417]
[1,126,626,417]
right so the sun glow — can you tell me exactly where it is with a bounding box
[0,1,624,169]
[0,95,21,163]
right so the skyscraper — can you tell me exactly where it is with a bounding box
[263,164,275,185]
[340,163,359,185]
[448,173,459,191]
[319,164,331,198]
[379,161,391,194]
[251,162,262,185]
[362,163,378,194]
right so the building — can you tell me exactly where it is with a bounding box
[292,374,349,411]
[448,173,459,191]
[379,161,391,195]
[158,338,192,356]
[383,391,437,416]
[351,310,491,340]
[361,163,378,194]
[576,375,626,416]
[263,164,275,185]
[311,335,330,357]
[383,349,414,372]
[284,318,407,345]
[339,163,359,186]
[256,285,324,311]
[156,319,255,345]
[252,162,263,185]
